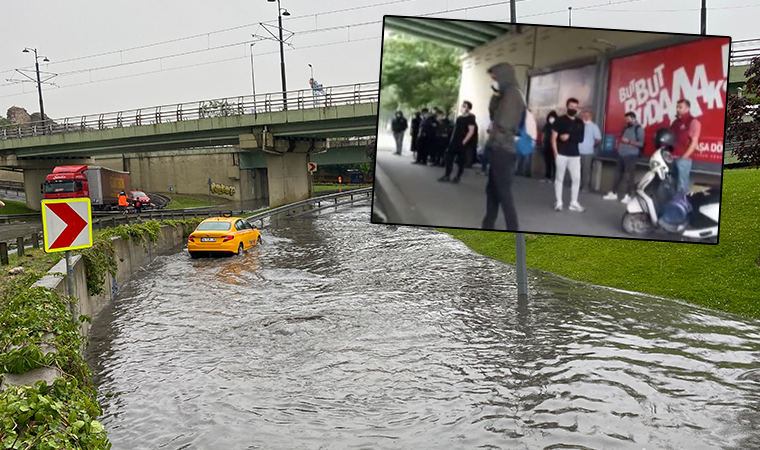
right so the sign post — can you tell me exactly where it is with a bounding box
[308,162,317,196]
[511,5,528,298]
[41,198,93,323]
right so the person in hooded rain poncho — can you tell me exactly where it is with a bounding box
[481,62,525,232]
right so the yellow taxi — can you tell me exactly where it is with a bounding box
[187,215,261,258]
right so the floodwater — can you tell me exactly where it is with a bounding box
[85,204,760,450]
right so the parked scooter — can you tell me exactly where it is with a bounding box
[622,128,720,242]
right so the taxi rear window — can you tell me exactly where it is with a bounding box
[196,222,232,231]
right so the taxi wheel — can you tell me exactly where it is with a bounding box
[189,252,198,259]
[257,236,262,245]
[237,243,244,255]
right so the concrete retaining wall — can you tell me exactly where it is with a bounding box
[31,224,185,338]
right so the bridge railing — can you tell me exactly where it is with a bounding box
[245,187,373,228]
[0,81,380,141]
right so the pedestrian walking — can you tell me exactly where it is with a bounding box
[118,190,128,214]
[542,111,558,183]
[391,111,408,155]
[481,62,524,232]
[579,110,602,191]
[551,98,586,212]
[668,98,701,194]
[439,101,477,183]
[603,112,644,204]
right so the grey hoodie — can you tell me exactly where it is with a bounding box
[487,62,525,153]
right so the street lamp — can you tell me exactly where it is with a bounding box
[22,47,49,134]
[267,0,291,110]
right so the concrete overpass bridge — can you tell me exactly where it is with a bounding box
[0,82,379,210]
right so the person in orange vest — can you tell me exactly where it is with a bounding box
[118,190,128,214]
[338,176,342,184]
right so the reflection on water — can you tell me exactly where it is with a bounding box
[85,204,760,450]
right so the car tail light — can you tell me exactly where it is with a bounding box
[222,235,234,242]
[188,235,195,242]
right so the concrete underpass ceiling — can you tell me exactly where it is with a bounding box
[384,16,519,51]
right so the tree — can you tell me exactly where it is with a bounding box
[726,57,760,167]
[380,33,463,115]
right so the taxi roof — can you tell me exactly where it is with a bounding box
[200,216,243,223]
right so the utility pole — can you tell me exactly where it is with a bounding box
[268,0,291,110]
[22,47,49,135]
[510,0,517,23]
[700,0,707,35]
[568,6,573,26]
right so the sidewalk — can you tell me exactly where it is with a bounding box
[373,132,685,242]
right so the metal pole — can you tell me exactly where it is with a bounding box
[510,0,517,22]
[278,0,287,110]
[66,250,77,323]
[700,0,707,34]
[32,49,47,135]
[568,6,572,26]
[512,0,528,297]
[250,43,257,114]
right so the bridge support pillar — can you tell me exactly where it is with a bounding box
[265,152,312,208]
[23,169,51,212]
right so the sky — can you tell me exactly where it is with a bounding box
[1,0,758,120]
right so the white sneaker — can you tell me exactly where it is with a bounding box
[603,192,617,201]
[621,194,632,204]
[554,202,563,211]
[569,202,585,212]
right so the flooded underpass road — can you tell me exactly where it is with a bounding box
[85,204,760,450]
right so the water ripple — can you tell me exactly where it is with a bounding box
[85,204,760,450]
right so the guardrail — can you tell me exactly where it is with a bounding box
[0,180,24,193]
[0,81,380,141]
[0,188,374,264]
[245,187,373,228]
[0,213,39,224]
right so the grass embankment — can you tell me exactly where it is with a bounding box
[0,199,37,215]
[439,169,760,320]
[165,194,225,210]
[313,183,373,192]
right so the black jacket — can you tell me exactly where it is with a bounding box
[391,115,408,133]
[487,62,525,153]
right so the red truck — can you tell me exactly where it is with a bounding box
[42,165,131,211]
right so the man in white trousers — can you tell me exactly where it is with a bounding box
[551,97,586,212]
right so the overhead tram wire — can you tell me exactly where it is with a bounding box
[0,0,422,74]
[0,0,527,90]
[0,0,721,99]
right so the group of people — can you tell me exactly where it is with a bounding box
[388,60,700,233]
[390,106,479,182]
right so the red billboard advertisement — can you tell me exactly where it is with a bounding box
[603,37,731,164]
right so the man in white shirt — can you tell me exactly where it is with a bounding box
[578,110,601,192]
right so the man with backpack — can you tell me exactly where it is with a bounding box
[391,111,408,156]
[480,62,524,232]
[603,111,645,204]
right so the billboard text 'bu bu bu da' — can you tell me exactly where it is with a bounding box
[372,16,729,245]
